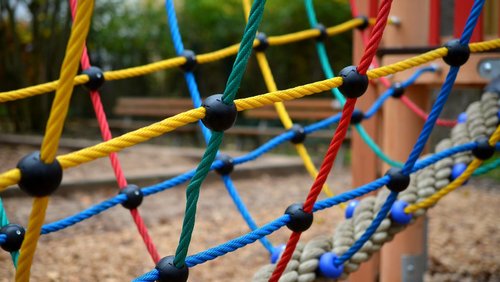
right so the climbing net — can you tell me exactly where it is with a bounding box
[0,0,499,281]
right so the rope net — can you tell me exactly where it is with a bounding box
[0,0,498,281]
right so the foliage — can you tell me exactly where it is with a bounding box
[1,0,353,133]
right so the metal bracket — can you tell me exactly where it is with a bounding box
[401,217,428,282]
[478,58,500,80]
[402,254,426,282]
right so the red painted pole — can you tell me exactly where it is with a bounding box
[454,0,483,42]
[429,0,441,45]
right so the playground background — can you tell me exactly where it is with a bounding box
[0,0,500,281]
[0,143,499,281]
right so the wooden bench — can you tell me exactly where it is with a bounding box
[113,98,194,118]
[245,98,341,121]
[111,97,345,149]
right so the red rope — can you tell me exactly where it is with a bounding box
[70,0,160,263]
[269,99,357,282]
[401,96,457,127]
[268,232,301,282]
[269,1,395,280]
[357,0,393,74]
[302,99,356,213]
[350,0,456,127]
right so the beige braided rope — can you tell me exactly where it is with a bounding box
[253,91,499,281]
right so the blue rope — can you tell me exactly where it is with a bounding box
[38,139,496,236]
[364,88,394,118]
[133,215,290,282]
[165,0,212,144]
[303,114,341,134]
[402,66,460,174]
[402,0,485,175]
[334,0,485,265]
[132,269,160,282]
[165,0,272,253]
[132,142,500,280]
[459,0,486,45]
[41,194,127,234]
[142,169,196,197]
[335,191,398,265]
[222,175,274,252]
[185,215,289,267]
[313,176,390,212]
[364,66,437,119]
[233,131,295,165]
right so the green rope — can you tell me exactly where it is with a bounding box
[354,124,404,167]
[0,198,19,266]
[174,0,267,267]
[174,132,223,267]
[473,157,500,176]
[222,0,267,105]
[304,0,403,168]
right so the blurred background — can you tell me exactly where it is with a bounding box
[0,0,352,133]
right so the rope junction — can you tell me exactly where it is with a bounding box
[0,0,499,281]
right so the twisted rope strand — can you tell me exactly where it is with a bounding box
[243,0,338,201]
[68,0,160,263]
[165,0,273,253]
[16,1,94,281]
[173,0,268,267]
[0,40,499,193]
[0,16,385,103]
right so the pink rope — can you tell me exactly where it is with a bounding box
[69,0,160,263]
[350,0,456,127]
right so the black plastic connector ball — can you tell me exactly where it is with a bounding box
[443,39,470,67]
[356,15,370,30]
[284,203,313,232]
[315,23,328,41]
[201,94,238,132]
[472,137,495,160]
[350,109,364,124]
[215,154,234,175]
[82,66,105,91]
[0,224,25,252]
[290,124,306,144]
[155,256,189,282]
[119,184,143,210]
[391,82,405,98]
[254,32,269,52]
[17,151,62,197]
[338,65,369,99]
[385,167,410,192]
[180,50,197,72]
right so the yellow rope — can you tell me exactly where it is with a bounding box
[104,57,186,81]
[15,1,95,281]
[15,197,49,282]
[0,76,89,103]
[0,169,21,191]
[243,0,339,203]
[405,125,500,213]
[0,19,373,103]
[469,38,500,52]
[1,41,500,193]
[367,47,448,79]
[40,3,94,162]
[56,107,206,169]
[326,18,365,36]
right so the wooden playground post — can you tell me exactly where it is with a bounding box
[350,0,436,281]
[350,0,381,281]
[352,0,499,281]
[379,1,430,282]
